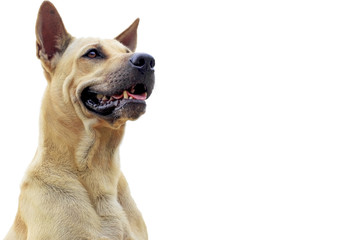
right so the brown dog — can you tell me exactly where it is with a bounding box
[5,1,154,239]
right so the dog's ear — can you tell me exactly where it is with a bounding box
[115,18,139,52]
[36,1,71,68]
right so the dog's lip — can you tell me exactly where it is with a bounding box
[80,83,148,116]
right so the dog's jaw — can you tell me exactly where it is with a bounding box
[80,83,150,123]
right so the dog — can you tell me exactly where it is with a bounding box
[5,1,154,239]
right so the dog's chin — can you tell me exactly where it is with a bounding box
[103,101,146,122]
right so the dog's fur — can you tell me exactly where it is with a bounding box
[5,1,154,239]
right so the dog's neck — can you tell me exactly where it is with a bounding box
[37,90,125,175]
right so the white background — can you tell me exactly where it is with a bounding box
[0,0,360,239]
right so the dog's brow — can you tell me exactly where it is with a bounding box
[82,43,102,51]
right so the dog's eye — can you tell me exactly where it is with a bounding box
[87,50,98,58]
[83,49,102,59]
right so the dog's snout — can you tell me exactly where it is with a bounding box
[129,53,155,72]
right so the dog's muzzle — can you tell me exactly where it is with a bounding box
[80,53,155,122]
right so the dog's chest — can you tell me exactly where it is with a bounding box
[95,196,135,239]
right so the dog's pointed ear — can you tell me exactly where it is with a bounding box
[115,18,139,52]
[36,1,71,66]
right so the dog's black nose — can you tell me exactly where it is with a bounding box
[129,53,155,72]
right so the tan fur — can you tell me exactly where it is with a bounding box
[5,2,151,240]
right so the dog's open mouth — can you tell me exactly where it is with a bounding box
[81,83,148,116]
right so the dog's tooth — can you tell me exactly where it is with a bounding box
[129,96,133,100]
[123,91,129,99]
[96,94,104,100]
[102,96,108,101]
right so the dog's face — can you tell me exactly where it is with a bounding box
[36,2,154,127]
[72,38,155,124]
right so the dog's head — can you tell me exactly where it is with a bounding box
[36,1,155,128]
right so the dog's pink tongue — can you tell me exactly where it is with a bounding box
[128,92,147,100]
